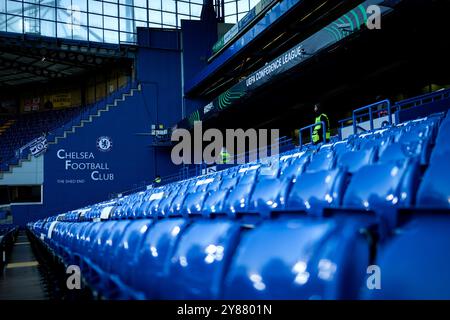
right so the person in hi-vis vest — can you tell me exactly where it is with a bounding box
[312,103,331,144]
[218,147,231,164]
[153,175,162,186]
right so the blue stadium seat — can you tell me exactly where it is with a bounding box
[71,222,98,267]
[333,141,354,157]
[237,168,259,185]
[306,151,335,173]
[220,177,238,190]
[416,151,450,208]
[161,219,242,299]
[378,142,422,164]
[195,177,218,192]
[247,178,292,217]
[222,183,255,217]
[182,191,209,216]
[78,222,104,272]
[59,222,88,265]
[105,219,154,299]
[278,153,310,179]
[365,215,450,299]
[154,189,180,217]
[140,189,167,218]
[356,137,390,155]
[85,220,131,296]
[132,218,190,299]
[202,189,230,217]
[82,221,121,288]
[206,179,222,192]
[343,160,421,230]
[223,217,370,299]
[170,192,188,217]
[337,149,377,173]
[286,169,346,216]
[430,120,450,161]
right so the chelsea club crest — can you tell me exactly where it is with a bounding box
[96,136,113,152]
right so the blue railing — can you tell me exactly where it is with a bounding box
[337,90,450,138]
[394,88,450,112]
[299,122,325,148]
[352,99,392,135]
[115,135,296,197]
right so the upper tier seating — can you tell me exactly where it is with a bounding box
[27,107,450,299]
[0,108,83,171]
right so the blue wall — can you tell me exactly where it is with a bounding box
[181,20,218,116]
[136,27,184,180]
[12,91,154,226]
[12,28,185,226]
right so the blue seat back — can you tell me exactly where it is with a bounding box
[202,189,230,217]
[417,151,450,208]
[134,218,189,299]
[337,149,376,173]
[162,220,241,299]
[306,151,335,173]
[223,218,369,299]
[287,169,346,216]
[222,183,255,217]
[365,216,450,299]
[343,160,420,229]
[248,178,292,217]
[110,220,154,288]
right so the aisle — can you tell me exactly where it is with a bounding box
[0,230,48,300]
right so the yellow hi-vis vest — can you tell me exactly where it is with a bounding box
[219,151,231,164]
[154,177,161,184]
[312,113,331,143]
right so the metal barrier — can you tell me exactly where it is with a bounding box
[299,122,325,147]
[352,99,392,135]
[394,88,450,112]
[114,135,295,197]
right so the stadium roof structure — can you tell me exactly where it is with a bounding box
[0,32,135,87]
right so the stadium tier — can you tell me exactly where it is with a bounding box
[0,83,135,173]
[26,105,450,299]
[0,0,449,306]
[0,108,83,171]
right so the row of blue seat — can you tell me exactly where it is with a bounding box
[29,207,450,299]
[27,111,450,299]
[30,213,373,299]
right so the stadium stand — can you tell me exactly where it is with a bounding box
[26,94,450,299]
[0,108,83,171]
[0,83,135,173]
[1,0,449,304]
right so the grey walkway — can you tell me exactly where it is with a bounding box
[0,230,48,300]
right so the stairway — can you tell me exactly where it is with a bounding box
[0,83,141,178]
[0,154,33,179]
[48,83,142,145]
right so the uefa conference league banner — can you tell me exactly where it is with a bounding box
[180,0,391,129]
[180,22,336,128]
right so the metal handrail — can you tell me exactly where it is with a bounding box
[352,99,391,135]
[394,88,450,112]
[299,121,325,147]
